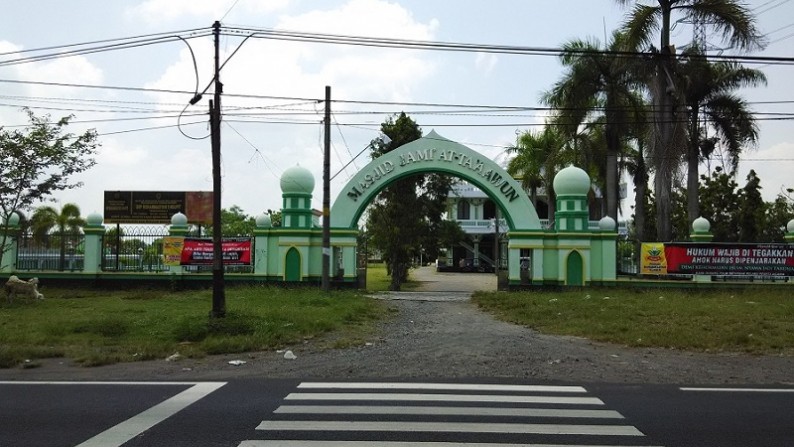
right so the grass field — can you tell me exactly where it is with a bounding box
[0,286,385,368]
[365,263,420,291]
[473,287,794,355]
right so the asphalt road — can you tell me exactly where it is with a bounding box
[2,379,792,447]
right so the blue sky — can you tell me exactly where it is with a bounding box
[1,0,792,222]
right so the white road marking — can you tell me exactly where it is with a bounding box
[256,420,644,436]
[274,405,623,419]
[285,392,604,405]
[297,382,587,393]
[70,382,226,447]
[681,387,794,393]
[240,442,664,447]
[0,381,213,386]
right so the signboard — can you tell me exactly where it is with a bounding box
[179,238,252,266]
[103,191,213,224]
[640,243,667,275]
[641,242,794,276]
[665,243,794,276]
[162,237,184,266]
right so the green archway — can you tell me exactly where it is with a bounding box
[330,130,542,231]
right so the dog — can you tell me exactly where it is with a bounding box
[5,275,44,303]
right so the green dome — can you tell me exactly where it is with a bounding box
[281,165,315,195]
[788,219,794,233]
[553,166,590,196]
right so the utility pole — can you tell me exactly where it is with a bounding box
[210,20,225,318]
[321,86,331,292]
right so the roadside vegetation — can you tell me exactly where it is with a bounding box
[0,286,385,368]
[473,288,794,355]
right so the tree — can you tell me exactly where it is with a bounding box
[30,203,86,271]
[737,169,764,242]
[205,205,255,236]
[543,31,643,221]
[694,166,741,242]
[266,209,282,227]
[0,109,98,267]
[366,112,453,290]
[506,125,572,222]
[616,0,765,240]
[679,48,765,224]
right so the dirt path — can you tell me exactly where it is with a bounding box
[1,268,792,384]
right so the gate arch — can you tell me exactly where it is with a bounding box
[330,130,541,232]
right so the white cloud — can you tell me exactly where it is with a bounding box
[127,0,291,24]
[277,0,438,40]
[474,52,498,75]
[738,141,794,200]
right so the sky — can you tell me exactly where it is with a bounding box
[1,0,793,224]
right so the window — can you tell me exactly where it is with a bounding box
[457,200,471,220]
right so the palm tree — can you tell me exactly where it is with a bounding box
[543,31,643,221]
[506,125,573,224]
[678,47,766,224]
[31,203,85,271]
[615,0,765,240]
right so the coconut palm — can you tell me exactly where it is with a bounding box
[678,47,766,224]
[31,203,85,271]
[615,0,765,240]
[543,31,643,221]
[506,125,573,224]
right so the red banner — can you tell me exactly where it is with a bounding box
[180,238,252,265]
[664,243,794,276]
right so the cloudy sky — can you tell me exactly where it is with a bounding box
[1,0,792,223]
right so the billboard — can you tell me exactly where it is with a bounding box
[179,238,252,266]
[104,191,213,224]
[641,242,794,276]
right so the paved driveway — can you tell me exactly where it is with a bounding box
[410,265,496,293]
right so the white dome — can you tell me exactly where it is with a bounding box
[280,165,315,194]
[255,213,272,228]
[86,212,103,226]
[692,216,711,233]
[171,212,188,226]
[553,166,590,196]
[598,216,616,231]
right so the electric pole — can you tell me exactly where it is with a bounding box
[210,20,225,318]
[321,86,331,292]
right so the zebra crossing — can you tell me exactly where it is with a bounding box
[238,382,663,447]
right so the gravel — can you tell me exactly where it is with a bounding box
[1,268,792,385]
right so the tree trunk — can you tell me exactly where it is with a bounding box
[606,152,618,221]
[687,106,700,225]
[634,152,647,276]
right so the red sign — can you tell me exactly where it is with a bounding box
[180,238,252,265]
[665,243,794,276]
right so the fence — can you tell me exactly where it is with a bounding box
[16,231,86,272]
[15,226,254,274]
[616,238,639,275]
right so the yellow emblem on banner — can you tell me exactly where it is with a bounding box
[640,242,667,275]
[163,237,185,266]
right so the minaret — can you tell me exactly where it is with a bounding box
[280,165,316,229]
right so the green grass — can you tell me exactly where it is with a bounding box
[0,286,386,368]
[365,263,419,292]
[473,288,794,355]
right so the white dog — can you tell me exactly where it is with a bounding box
[5,275,44,303]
